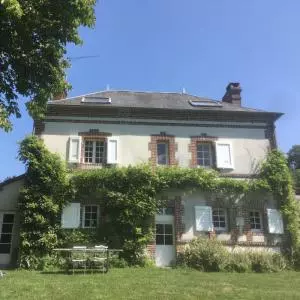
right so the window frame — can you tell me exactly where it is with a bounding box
[249,210,263,232]
[212,208,227,231]
[196,142,213,168]
[156,141,170,165]
[0,212,15,254]
[82,205,100,228]
[84,139,106,164]
[155,223,174,245]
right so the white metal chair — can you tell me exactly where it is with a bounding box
[90,245,108,273]
[71,246,87,275]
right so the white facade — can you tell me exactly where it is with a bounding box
[41,117,270,175]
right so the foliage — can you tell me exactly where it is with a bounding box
[287,145,300,170]
[291,169,300,189]
[0,0,96,131]
[178,237,287,273]
[259,150,300,268]
[18,135,70,269]
[177,238,229,272]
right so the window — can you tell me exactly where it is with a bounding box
[212,208,227,231]
[84,140,106,164]
[249,211,262,231]
[197,143,213,167]
[157,142,169,165]
[158,207,174,215]
[82,205,99,228]
[0,213,14,254]
[156,224,173,245]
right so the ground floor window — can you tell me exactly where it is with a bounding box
[0,213,14,254]
[249,211,262,231]
[156,224,173,245]
[82,205,99,228]
[212,208,227,231]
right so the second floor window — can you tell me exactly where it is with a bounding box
[197,143,213,167]
[157,142,169,165]
[84,140,106,164]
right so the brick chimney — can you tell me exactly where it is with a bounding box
[222,82,242,106]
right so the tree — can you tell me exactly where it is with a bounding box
[0,0,96,131]
[288,145,300,170]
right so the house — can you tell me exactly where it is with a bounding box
[0,82,285,267]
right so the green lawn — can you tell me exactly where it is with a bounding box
[1,268,300,300]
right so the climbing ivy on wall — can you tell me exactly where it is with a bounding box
[260,151,300,268]
[18,136,70,269]
[18,136,300,268]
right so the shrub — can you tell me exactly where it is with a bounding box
[178,238,287,273]
[225,252,252,273]
[249,252,287,273]
[179,237,229,272]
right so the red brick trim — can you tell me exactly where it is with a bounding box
[148,134,178,166]
[174,196,184,241]
[78,131,112,137]
[34,120,45,135]
[188,136,217,168]
[264,123,277,149]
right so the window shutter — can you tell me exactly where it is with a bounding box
[61,203,81,228]
[107,137,119,164]
[267,209,284,234]
[195,206,213,231]
[215,142,234,169]
[68,136,82,163]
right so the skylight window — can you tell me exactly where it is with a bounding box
[189,100,222,107]
[81,97,111,104]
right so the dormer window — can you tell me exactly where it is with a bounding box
[189,100,222,107]
[81,97,111,104]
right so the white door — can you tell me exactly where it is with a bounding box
[0,212,15,266]
[155,209,176,267]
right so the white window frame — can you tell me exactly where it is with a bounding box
[84,140,106,164]
[196,142,213,168]
[249,210,263,232]
[157,142,169,165]
[212,208,227,231]
[155,223,174,245]
[82,205,100,228]
[0,212,15,254]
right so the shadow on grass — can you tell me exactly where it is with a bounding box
[40,269,109,275]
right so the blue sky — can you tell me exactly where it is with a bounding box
[1,0,300,181]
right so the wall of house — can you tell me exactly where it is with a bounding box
[41,118,270,175]
[178,189,285,248]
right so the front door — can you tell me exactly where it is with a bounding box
[155,208,176,267]
[0,212,15,266]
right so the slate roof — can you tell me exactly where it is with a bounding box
[48,90,268,113]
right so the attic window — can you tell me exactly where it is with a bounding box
[81,97,111,104]
[189,100,222,107]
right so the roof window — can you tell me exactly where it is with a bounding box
[81,96,111,104]
[189,100,222,107]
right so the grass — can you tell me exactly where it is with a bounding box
[1,268,300,300]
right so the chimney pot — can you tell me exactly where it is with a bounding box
[222,82,242,106]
